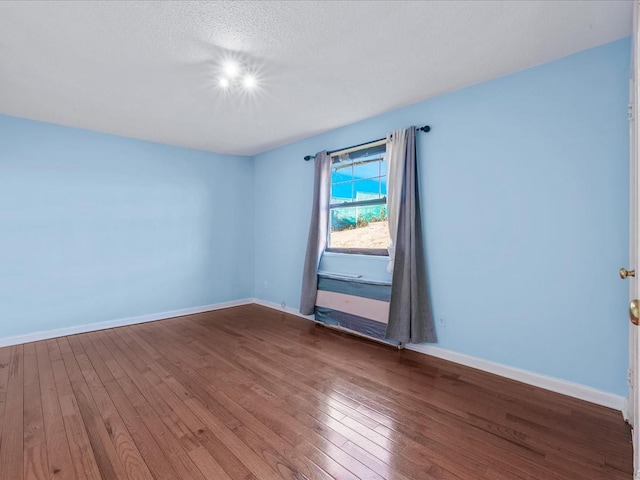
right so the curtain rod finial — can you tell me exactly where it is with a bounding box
[304,155,315,161]
[418,125,431,133]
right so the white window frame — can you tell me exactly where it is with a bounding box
[326,139,389,256]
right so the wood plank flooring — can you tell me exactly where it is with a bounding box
[0,304,632,479]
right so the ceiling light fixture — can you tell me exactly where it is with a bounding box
[243,74,256,89]
[223,61,240,78]
[217,60,259,92]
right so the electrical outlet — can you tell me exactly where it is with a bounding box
[628,369,633,386]
[438,317,447,328]
[281,301,287,309]
[263,280,268,290]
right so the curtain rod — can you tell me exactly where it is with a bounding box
[303,125,430,161]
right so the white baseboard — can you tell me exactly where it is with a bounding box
[0,298,253,348]
[623,398,630,423]
[405,343,626,412]
[251,298,316,321]
[251,300,625,412]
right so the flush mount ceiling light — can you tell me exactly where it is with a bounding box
[218,60,258,91]
[223,60,240,79]
[242,74,256,88]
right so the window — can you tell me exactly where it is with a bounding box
[327,141,389,255]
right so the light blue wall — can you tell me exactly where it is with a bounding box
[253,38,631,395]
[0,115,254,339]
[0,38,630,396]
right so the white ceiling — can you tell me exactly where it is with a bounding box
[0,1,633,156]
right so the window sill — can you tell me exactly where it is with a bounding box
[323,251,387,260]
[325,248,388,257]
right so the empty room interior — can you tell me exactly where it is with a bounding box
[1,1,639,479]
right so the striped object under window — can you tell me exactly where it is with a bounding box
[314,273,401,347]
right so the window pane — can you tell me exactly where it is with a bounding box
[352,160,380,181]
[331,164,352,202]
[331,181,352,202]
[327,142,387,252]
[331,164,351,182]
[330,204,389,250]
[353,179,383,201]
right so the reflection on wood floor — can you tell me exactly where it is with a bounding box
[0,304,632,479]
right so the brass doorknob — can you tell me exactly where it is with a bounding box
[620,267,636,279]
[631,300,640,326]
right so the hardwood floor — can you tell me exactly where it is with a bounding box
[0,304,632,479]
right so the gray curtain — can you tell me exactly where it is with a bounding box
[300,151,331,315]
[385,127,437,343]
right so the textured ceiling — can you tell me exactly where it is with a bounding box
[0,1,633,156]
